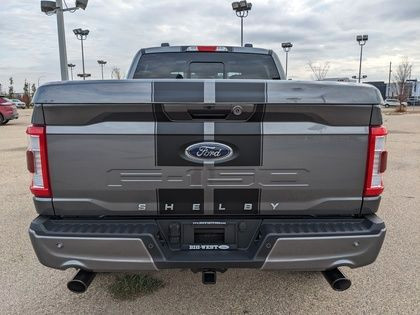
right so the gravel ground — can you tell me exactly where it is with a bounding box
[0,109,419,314]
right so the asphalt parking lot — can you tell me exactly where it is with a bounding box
[1,109,419,314]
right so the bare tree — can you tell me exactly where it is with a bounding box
[307,61,330,80]
[111,67,124,80]
[21,79,31,107]
[31,83,37,96]
[8,77,14,98]
[393,57,413,112]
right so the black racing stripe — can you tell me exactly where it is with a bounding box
[214,122,262,166]
[154,82,204,103]
[155,122,204,166]
[158,189,204,214]
[214,189,260,214]
[215,82,265,103]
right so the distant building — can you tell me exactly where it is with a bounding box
[408,79,420,97]
[383,80,419,99]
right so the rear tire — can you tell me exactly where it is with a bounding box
[3,119,9,124]
[384,104,389,108]
[0,114,5,125]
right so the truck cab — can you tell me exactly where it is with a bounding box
[127,44,285,80]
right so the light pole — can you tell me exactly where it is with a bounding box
[73,28,90,80]
[40,0,89,81]
[281,42,293,79]
[231,1,252,47]
[67,63,76,80]
[97,60,107,80]
[387,61,392,98]
[356,34,368,83]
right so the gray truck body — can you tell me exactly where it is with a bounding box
[28,46,386,274]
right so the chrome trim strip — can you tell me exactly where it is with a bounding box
[263,122,368,135]
[47,122,367,135]
[47,122,155,135]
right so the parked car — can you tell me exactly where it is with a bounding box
[0,97,19,125]
[407,97,420,106]
[28,45,387,293]
[5,98,26,108]
[383,98,407,107]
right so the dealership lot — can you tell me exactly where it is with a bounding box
[0,109,419,314]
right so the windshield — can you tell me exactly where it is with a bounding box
[133,52,280,79]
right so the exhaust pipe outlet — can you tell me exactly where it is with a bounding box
[67,270,96,293]
[202,270,217,285]
[322,268,351,291]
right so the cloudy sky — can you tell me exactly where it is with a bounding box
[0,0,419,93]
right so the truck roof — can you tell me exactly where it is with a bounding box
[139,45,273,55]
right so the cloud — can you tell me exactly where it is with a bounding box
[0,0,419,93]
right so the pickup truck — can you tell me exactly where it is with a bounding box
[28,44,387,293]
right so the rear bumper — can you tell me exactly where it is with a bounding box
[29,215,386,272]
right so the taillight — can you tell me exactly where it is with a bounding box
[26,125,51,197]
[186,46,228,52]
[364,126,388,197]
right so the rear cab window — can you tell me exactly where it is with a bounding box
[133,52,280,79]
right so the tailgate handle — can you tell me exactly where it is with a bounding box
[188,110,230,119]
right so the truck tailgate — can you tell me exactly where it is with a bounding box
[33,79,383,217]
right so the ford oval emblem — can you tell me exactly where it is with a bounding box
[185,142,233,163]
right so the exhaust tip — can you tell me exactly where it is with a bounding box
[67,279,88,293]
[331,278,352,291]
[322,268,351,292]
[67,270,96,293]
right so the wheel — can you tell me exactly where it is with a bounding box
[3,120,9,124]
[0,114,4,125]
[384,104,389,108]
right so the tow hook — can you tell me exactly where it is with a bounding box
[322,268,352,291]
[67,269,96,293]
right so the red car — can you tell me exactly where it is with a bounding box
[0,97,19,125]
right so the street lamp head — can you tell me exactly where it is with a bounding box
[232,0,252,11]
[67,63,76,68]
[75,0,89,10]
[73,28,89,38]
[281,42,293,52]
[40,1,57,14]
[73,28,83,35]
[356,34,368,44]
[97,60,107,65]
